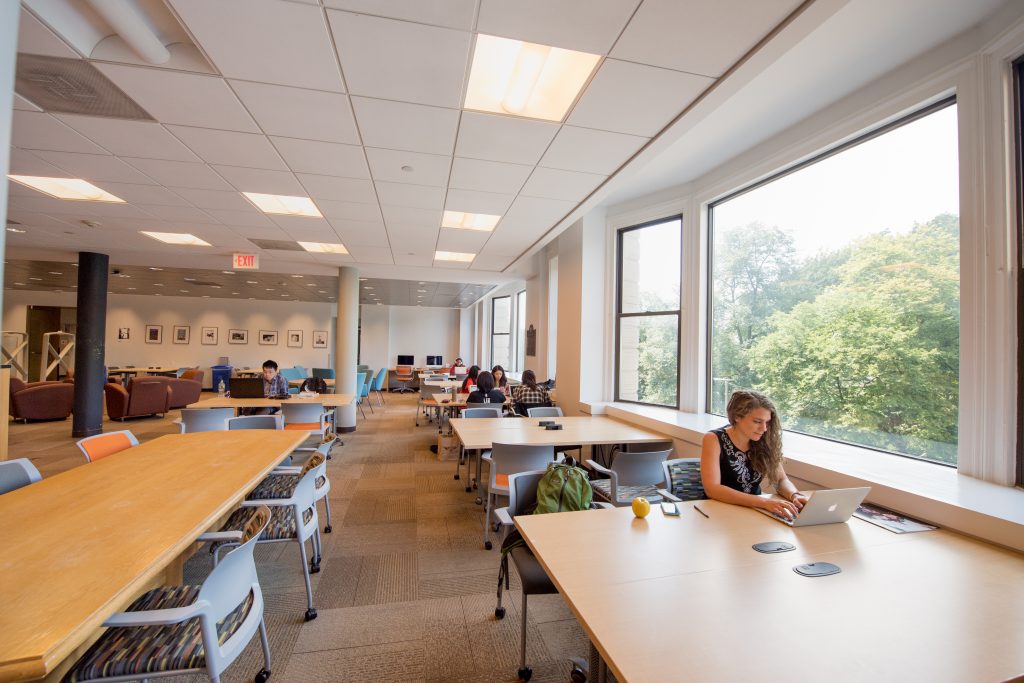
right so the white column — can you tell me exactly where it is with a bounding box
[334,266,359,431]
[0,2,19,309]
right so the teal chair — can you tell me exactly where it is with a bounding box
[371,368,387,405]
[354,372,366,419]
[279,367,302,395]
[294,365,307,378]
[312,368,335,380]
[360,370,374,414]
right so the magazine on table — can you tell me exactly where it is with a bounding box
[853,503,937,533]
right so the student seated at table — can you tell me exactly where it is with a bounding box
[460,365,480,393]
[700,390,808,519]
[242,359,289,415]
[449,357,465,374]
[467,371,506,405]
[491,365,510,395]
[511,369,549,406]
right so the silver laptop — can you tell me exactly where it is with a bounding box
[756,487,871,527]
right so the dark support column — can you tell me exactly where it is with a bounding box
[72,252,109,438]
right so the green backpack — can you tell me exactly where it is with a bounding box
[533,459,593,514]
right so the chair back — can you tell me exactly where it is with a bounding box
[623,441,674,453]
[490,443,556,486]
[179,407,232,433]
[526,406,562,418]
[291,453,325,539]
[293,365,307,377]
[612,448,672,487]
[354,372,366,397]
[419,384,446,400]
[76,430,139,462]
[360,372,373,397]
[463,406,502,419]
[372,368,387,390]
[395,365,412,378]
[280,402,326,429]
[312,368,336,380]
[227,415,281,430]
[662,458,706,501]
[0,458,42,495]
[180,368,204,384]
[507,470,547,516]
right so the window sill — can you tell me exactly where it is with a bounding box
[583,401,1024,552]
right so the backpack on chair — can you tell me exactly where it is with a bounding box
[301,377,328,393]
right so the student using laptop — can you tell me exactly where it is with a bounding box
[449,358,465,375]
[460,365,480,393]
[242,359,289,415]
[700,390,808,520]
[467,371,506,405]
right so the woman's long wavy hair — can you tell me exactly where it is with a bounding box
[726,390,784,484]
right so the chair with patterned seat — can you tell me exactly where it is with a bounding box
[76,430,139,463]
[248,442,334,534]
[657,457,707,502]
[62,506,273,683]
[210,453,325,622]
[586,447,673,507]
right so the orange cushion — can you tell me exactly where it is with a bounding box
[284,422,320,431]
[494,473,509,488]
[82,433,134,462]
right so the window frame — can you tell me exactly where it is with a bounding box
[704,96,959,466]
[613,215,683,409]
[1014,56,1024,488]
[490,294,512,369]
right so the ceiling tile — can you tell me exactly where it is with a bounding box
[166,126,287,170]
[135,204,217,222]
[94,64,258,132]
[365,148,451,187]
[539,126,647,175]
[385,223,439,251]
[346,245,396,264]
[519,167,605,201]
[483,195,577,253]
[232,225,291,241]
[351,97,459,156]
[97,183,192,206]
[122,158,234,190]
[611,0,803,77]
[374,181,445,210]
[17,7,79,58]
[568,60,712,136]
[12,111,108,155]
[30,151,157,185]
[5,211,78,230]
[328,219,390,247]
[270,137,369,178]
[444,188,514,215]
[315,200,383,222]
[8,148,67,177]
[297,174,378,203]
[267,215,333,233]
[392,252,434,267]
[329,10,472,108]
[468,251,515,271]
[323,0,477,30]
[449,157,532,194]
[477,0,640,54]
[211,165,305,195]
[230,81,359,144]
[170,188,254,210]
[455,112,559,165]
[436,227,491,253]
[204,208,275,228]
[13,94,41,112]
[381,205,442,228]
[56,116,200,162]
[168,0,345,91]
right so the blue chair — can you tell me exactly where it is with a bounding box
[294,365,307,378]
[360,370,374,414]
[354,372,366,419]
[371,368,387,405]
[312,368,335,380]
[279,367,302,395]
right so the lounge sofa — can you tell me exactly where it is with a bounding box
[134,376,203,409]
[104,379,171,420]
[9,378,74,421]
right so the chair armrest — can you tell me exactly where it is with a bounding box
[272,466,302,474]
[197,530,243,543]
[241,497,295,507]
[103,601,207,627]
[657,488,682,503]
[590,502,615,510]
[586,460,612,476]
[481,454,493,464]
[495,508,514,527]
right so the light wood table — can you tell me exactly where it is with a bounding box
[288,378,335,388]
[192,393,354,410]
[516,501,1024,683]
[0,430,308,682]
[107,366,179,382]
[422,379,463,389]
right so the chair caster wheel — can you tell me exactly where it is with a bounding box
[304,608,318,621]
[454,474,460,480]
[309,563,321,574]
[484,541,493,550]
[494,607,505,619]
[475,497,483,505]
[518,666,533,681]
[570,669,587,683]
[492,522,500,532]
[255,667,272,683]
[465,486,472,493]
[324,525,332,533]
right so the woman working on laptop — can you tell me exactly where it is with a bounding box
[700,390,808,519]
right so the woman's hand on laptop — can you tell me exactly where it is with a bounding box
[790,492,809,510]
[760,497,798,519]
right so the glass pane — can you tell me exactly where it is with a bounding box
[620,218,681,313]
[493,296,511,334]
[618,315,678,407]
[492,334,511,369]
[709,104,960,465]
[516,290,527,371]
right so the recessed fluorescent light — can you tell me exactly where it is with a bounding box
[141,231,211,246]
[154,283,164,287]
[222,270,236,275]
[48,271,62,275]
[291,274,303,278]
[464,34,600,122]
[149,267,163,271]
[180,289,188,293]
[242,192,322,217]
[7,175,126,203]
[184,277,196,281]
[299,241,348,254]
[435,251,475,263]
[127,287,136,290]
[13,282,24,285]
[29,277,42,281]
[7,227,25,233]
[441,210,500,232]
[232,292,240,295]
[246,280,258,284]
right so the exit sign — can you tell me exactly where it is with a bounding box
[233,253,259,270]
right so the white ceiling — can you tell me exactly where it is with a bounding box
[6,0,804,283]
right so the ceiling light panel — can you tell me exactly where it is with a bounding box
[7,175,125,202]
[441,210,501,232]
[434,250,475,263]
[464,34,600,122]
[299,241,348,254]
[140,231,212,246]
[243,192,322,217]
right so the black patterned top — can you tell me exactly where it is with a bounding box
[712,427,763,494]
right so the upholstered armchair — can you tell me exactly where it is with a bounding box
[104,380,171,420]
[9,378,74,421]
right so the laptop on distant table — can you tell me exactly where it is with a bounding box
[229,377,265,399]
[756,487,871,527]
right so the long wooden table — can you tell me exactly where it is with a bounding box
[192,393,354,410]
[0,430,308,682]
[107,366,179,382]
[516,500,1024,682]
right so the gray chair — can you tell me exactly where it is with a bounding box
[417,383,446,426]
[525,406,562,418]
[587,448,673,507]
[227,415,281,430]
[177,407,233,433]
[480,443,555,549]
[0,458,41,495]
[456,406,505,494]
[657,457,707,501]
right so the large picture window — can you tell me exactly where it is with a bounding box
[616,217,682,408]
[491,295,511,369]
[708,99,960,465]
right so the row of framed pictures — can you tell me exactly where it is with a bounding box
[135,325,329,348]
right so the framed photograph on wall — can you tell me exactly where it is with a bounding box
[287,330,303,348]
[312,330,328,348]
[173,325,190,344]
[145,325,162,344]
[201,327,218,345]
[117,327,130,341]
[259,330,278,346]
[228,329,248,344]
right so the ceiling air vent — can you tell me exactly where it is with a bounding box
[15,54,154,120]
[248,239,304,252]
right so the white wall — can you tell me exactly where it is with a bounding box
[358,304,390,372]
[3,290,336,385]
[357,304,460,369]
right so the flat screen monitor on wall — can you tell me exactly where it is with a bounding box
[397,355,415,366]
[426,355,443,365]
